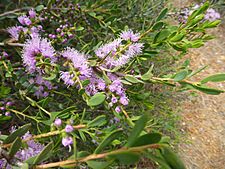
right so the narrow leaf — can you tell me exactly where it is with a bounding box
[156,8,168,21]
[33,142,53,164]
[201,74,225,84]
[88,115,107,127]
[126,114,148,147]
[132,133,162,147]
[9,137,22,157]
[95,130,123,154]
[161,147,186,169]
[4,123,31,144]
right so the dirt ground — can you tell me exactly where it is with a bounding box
[169,1,225,169]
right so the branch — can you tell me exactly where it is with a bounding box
[0,7,32,17]
[1,124,86,149]
[0,42,24,47]
[35,143,162,168]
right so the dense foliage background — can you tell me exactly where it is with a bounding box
[0,0,224,169]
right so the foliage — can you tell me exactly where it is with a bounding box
[0,1,224,168]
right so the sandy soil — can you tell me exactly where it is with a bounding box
[169,1,225,168]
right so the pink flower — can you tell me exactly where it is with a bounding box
[65,124,74,133]
[62,137,73,147]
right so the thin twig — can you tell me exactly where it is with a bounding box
[0,7,32,17]
[1,124,86,148]
[0,42,24,47]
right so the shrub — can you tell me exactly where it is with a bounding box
[0,1,224,168]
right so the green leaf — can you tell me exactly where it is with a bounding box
[108,151,140,165]
[87,160,113,169]
[161,147,186,169]
[141,65,154,81]
[33,142,53,164]
[132,133,162,147]
[152,22,164,30]
[126,114,148,147]
[154,30,171,43]
[201,74,225,84]
[170,33,184,42]
[0,85,11,98]
[0,116,12,123]
[42,73,56,81]
[88,115,107,127]
[95,130,123,154]
[121,80,132,85]
[88,93,106,106]
[173,70,188,82]
[188,2,209,20]
[190,40,204,48]
[82,79,90,87]
[156,8,168,22]
[192,85,224,95]
[9,137,22,157]
[203,20,221,28]
[125,75,143,84]
[76,26,84,31]
[35,5,45,12]
[4,123,31,144]
[187,14,204,27]
[145,153,171,169]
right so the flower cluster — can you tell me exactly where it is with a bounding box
[204,8,220,21]
[22,36,56,73]
[95,30,143,68]
[0,131,44,169]
[53,118,74,147]
[29,75,56,98]
[0,101,13,116]
[7,9,42,40]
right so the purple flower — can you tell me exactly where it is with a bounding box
[18,15,27,25]
[95,39,122,59]
[115,106,121,113]
[65,124,74,133]
[205,8,220,21]
[95,30,143,68]
[29,9,36,18]
[6,102,13,106]
[5,112,11,116]
[54,118,62,127]
[16,133,44,161]
[111,96,118,103]
[18,15,32,26]
[1,131,44,167]
[120,29,140,42]
[24,17,32,26]
[62,136,73,147]
[30,26,40,38]
[31,75,55,98]
[119,96,129,106]
[0,107,5,111]
[7,26,23,40]
[97,81,106,91]
[62,47,91,77]
[60,71,75,87]
[22,36,56,73]
[56,28,61,32]
[112,43,144,67]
